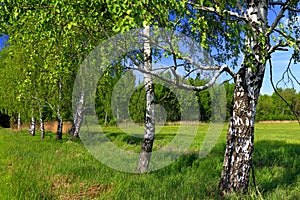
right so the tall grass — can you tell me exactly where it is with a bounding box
[0,122,299,199]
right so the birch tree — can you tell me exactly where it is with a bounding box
[137,26,156,172]
[0,0,112,138]
[106,0,300,194]
[2,0,300,195]
[0,45,31,129]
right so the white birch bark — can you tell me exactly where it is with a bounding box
[29,116,35,136]
[40,112,45,139]
[73,91,84,138]
[219,0,268,194]
[56,115,63,140]
[137,26,155,173]
[17,112,21,130]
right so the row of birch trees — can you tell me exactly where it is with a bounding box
[0,0,300,195]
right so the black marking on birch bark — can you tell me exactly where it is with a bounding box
[56,117,63,140]
[219,67,258,194]
[138,26,155,173]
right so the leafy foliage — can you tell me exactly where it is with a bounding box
[256,88,300,121]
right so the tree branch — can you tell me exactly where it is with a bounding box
[186,1,257,26]
[151,63,188,72]
[268,38,300,54]
[107,28,235,92]
[269,1,300,12]
[268,41,289,54]
[171,53,180,84]
[269,58,300,124]
[31,96,54,111]
[267,0,292,36]
[129,64,232,92]
[139,31,230,72]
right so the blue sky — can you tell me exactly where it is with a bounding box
[262,50,300,95]
[0,35,8,49]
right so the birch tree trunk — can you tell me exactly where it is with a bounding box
[219,0,268,194]
[137,26,155,173]
[17,112,21,130]
[104,110,108,126]
[40,111,45,139]
[29,116,36,136]
[56,115,63,140]
[56,78,63,140]
[40,117,45,139]
[72,91,84,138]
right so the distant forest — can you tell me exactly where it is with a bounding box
[0,69,299,128]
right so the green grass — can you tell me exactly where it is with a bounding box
[0,122,299,199]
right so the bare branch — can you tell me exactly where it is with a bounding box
[186,1,258,26]
[106,28,236,92]
[181,56,222,70]
[288,65,300,86]
[268,38,300,54]
[269,58,300,124]
[31,96,54,111]
[183,68,199,79]
[276,56,295,89]
[269,1,300,12]
[171,53,180,84]
[129,64,232,92]
[151,63,187,72]
[267,0,292,36]
[187,1,246,21]
[139,31,229,72]
[273,28,292,39]
[268,41,289,54]
[276,55,300,89]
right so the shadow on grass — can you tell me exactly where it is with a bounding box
[253,140,300,192]
[105,132,178,145]
[69,130,299,196]
[150,140,299,195]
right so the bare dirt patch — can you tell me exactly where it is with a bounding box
[51,175,112,200]
[58,184,112,200]
[258,120,297,124]
[13,121,72,133]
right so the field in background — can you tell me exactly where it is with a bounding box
[0,122,299,199]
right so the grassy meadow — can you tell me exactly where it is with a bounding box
[0,122,299,199]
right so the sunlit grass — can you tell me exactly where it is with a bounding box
[0,122,299,199]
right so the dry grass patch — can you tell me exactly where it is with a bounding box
[51,175,112,200]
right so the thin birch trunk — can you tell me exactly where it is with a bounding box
[40,110,45,139]
[56,115,63,140]
[29,116,36,136]
[17,112,21,130]
[73,91,84,138]
[56,78,63,140]
[104,110,108,126]
[137,26,155,173]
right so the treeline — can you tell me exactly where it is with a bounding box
[94,69,235,125]
[95,70,300,125]
[1,65,299,128]
[256,88,300,121]
[1,65,298,128]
